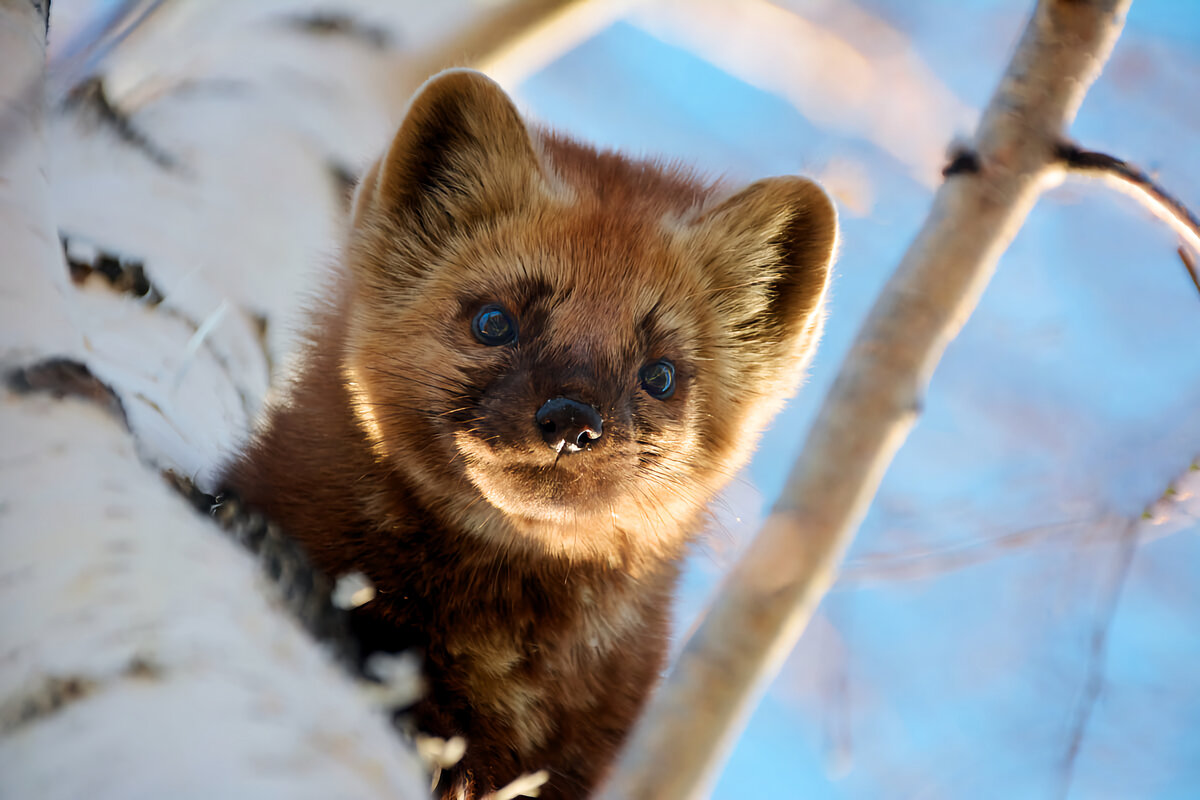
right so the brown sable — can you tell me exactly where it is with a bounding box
[223,69,838,799]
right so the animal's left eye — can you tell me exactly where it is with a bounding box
[472,304,517,346]
[639,359,675,400]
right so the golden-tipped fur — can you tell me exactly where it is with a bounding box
[224,69,837,799]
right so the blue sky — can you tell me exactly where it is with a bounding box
[521,3,1200,797]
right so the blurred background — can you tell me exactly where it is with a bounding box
[41,1,1200,797]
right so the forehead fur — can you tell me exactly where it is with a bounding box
[535,130,715,218]
[358,131,736,355]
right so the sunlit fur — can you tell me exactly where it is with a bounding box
[224,70,837,800]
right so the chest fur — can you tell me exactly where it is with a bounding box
[328,528,678,800]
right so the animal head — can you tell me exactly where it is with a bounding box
[340,70,837,565]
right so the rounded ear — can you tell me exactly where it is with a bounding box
[359,69,543,236]
[691,176,838,358]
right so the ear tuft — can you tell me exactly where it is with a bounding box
[361,69,542,235]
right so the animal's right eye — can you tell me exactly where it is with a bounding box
[639,359,675,400]
[472,304,517,346]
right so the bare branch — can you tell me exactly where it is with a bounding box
[837,517,1108,586]
[842,446,1200,587]
[1057,520,1140,800]
[599,2,1132,797]
[836,507,1198,587]
[628,0,977,186]
[1059,143,1200,259]
[394,0,630,99]
[1051,454,1200,797]
[1179,246,1200,298]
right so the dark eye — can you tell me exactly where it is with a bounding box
[639,359,675,400]
[472,304,517,346]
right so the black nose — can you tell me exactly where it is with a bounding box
[535,397,603,452]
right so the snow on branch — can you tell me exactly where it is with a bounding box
[598,1,1137,797]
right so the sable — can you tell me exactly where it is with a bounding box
[223,69,836,799]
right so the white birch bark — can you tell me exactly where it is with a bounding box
[1,1,590,797]
[0,0,432,796]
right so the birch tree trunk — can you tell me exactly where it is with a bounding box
[1,1,605,797]
[0,1,431,796]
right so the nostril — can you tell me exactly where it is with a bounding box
[535,397,604,452]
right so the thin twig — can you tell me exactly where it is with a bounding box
[1057,520,1140,800]
[599,2,1132,797]
[842,447,1200,585]
[1179,246,1200,298]
[1054,455,1200,797]
[1059,144,1200,256]
[837,517,1105,586]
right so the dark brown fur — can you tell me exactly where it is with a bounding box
[223,70,837,798]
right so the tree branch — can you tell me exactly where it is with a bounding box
[393,0,629,100]
[598,2,1132,797]
[1059,143,1200,259]
[838,446,1200,588]
[1057,520,1139,800]
[1177,246,1200,297]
